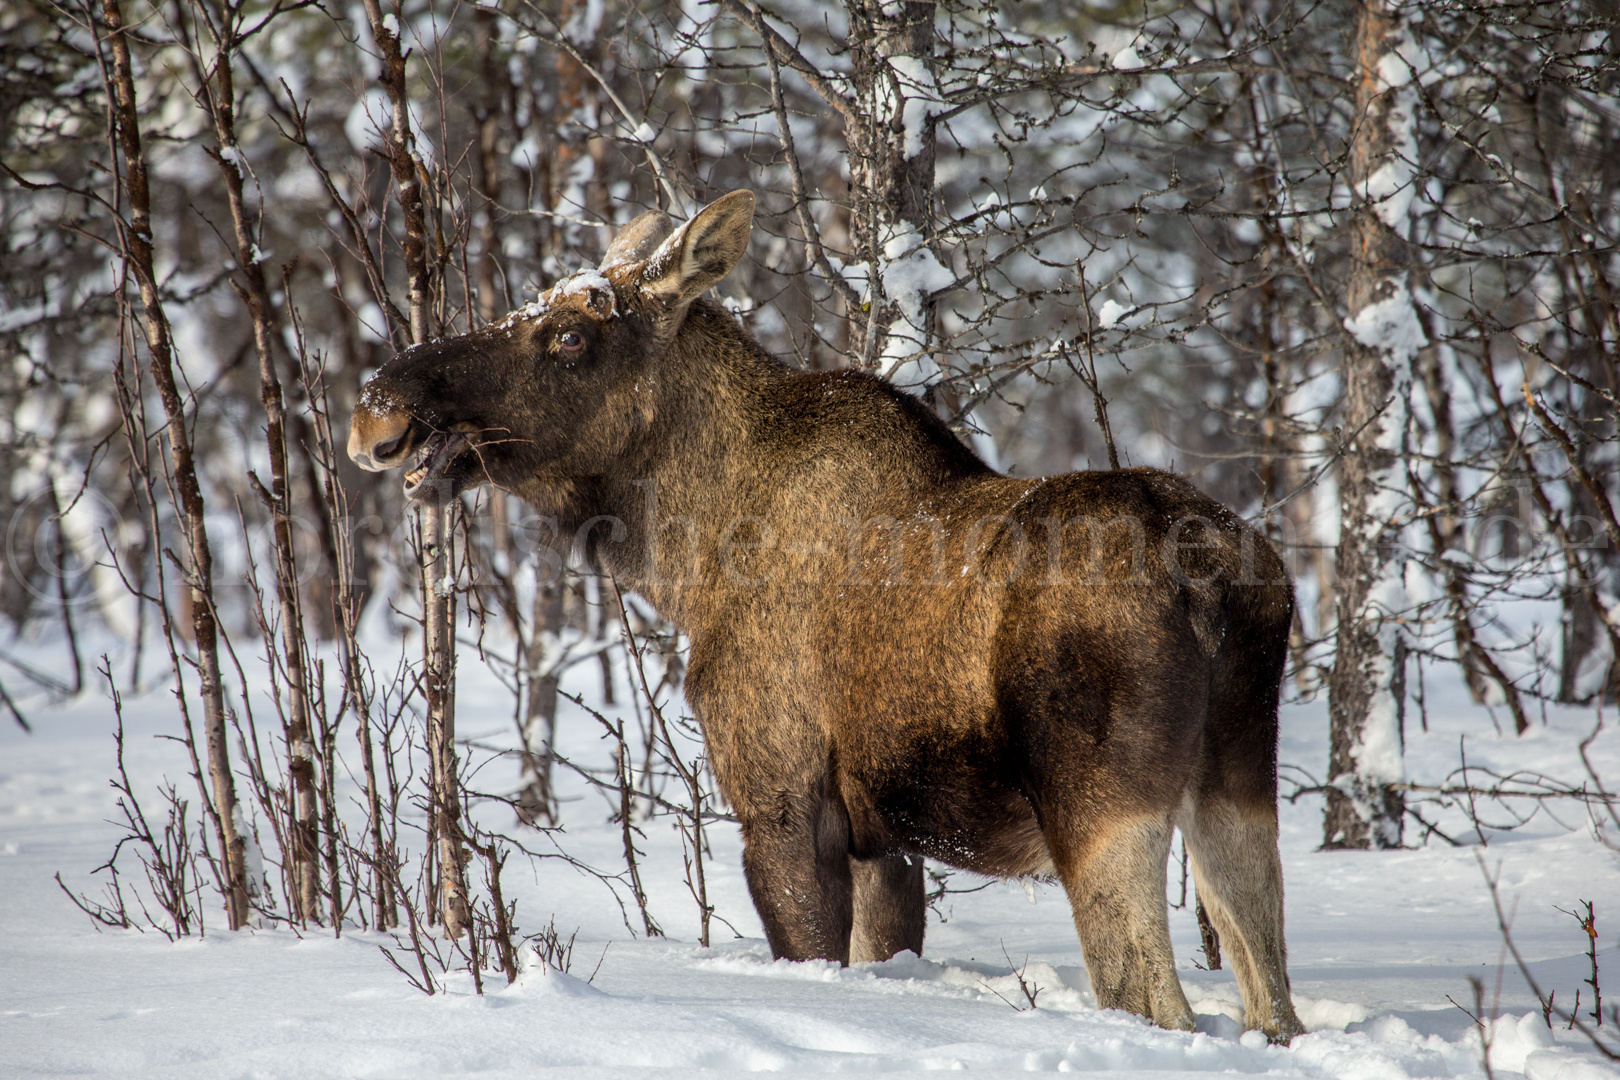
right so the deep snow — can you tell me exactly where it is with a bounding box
[3,634,1619,1079]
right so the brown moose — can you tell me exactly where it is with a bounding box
[348,190,1306,1041]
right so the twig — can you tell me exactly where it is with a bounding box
[1074,274,1119,469]
[0,676,30,733]
[718,0,856,121]
[980,943,1041,1011]
[557,689,661,938]
[484,3,687,214]
[1477,854,1618,1060]
[762,32,860,313]
[615,579,713,944]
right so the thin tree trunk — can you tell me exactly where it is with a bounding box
[46,482,85,696]
[421,482,470,937]
[359,0,469,937]
[472,10,565,822]
[517,576,564,825]
[99,0,250,926]
[473,8,505,324]
[186,0,323,921]
[1324,0,1418,850]
[1555,363,1619,704]
[846,0,938,372]
[298,337,397,928]
[1418,347,1529,732]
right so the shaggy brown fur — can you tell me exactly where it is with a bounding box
[349,191,1306,1041]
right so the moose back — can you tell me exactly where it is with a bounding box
[348,190,1306,1041]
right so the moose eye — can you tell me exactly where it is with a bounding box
[558,330,584,350]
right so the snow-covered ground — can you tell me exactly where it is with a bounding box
[3,635,1619,1079]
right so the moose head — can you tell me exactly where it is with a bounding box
[347,190,756,507]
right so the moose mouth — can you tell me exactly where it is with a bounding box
[402,430,471,500]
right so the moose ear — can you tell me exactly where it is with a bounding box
[600,209,674,271]
[640,190,755,307]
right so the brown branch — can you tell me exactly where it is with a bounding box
[248,71,409,349]
[1074,274,1119,469]
[613,581,711,947]
[1472,355,1620,698]
[1478,855,1618,1061]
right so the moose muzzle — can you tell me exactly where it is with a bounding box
[347,401,413,473]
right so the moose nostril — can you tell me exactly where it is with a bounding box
[347,406,412,471]
[374,432,407,461]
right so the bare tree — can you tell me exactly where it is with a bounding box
[355,0,470,937]
[1324,0,1421,850]
[97,0,251,926]
[179,0,324,920]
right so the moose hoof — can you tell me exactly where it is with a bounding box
[1254,1009,1307,1045]
[1155,1002,1197,1032]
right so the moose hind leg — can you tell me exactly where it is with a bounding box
[849,853,925,962]
[1050,814,1195,1031]
[1180,793,1305,1042]
[740,794,854,964]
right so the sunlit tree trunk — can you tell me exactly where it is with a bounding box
[1324,0,1420,850]
[846,0,942,378]
[186,0,324,921]
[100,0,250,925]
[359,0,470,935]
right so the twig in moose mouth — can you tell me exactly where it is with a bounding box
[403,432,470,498]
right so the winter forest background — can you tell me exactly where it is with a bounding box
[2,0,1620,1070]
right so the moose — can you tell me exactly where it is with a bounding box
[349,190,1306,1041]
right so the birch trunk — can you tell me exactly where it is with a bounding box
[359,0,470,936]
[189,3,323,921]
[1324,0,1420,850]
[517,576,564,825]
[421,505,469,935]
[298,339,396,928]
[846,1,944,376]
[100,0,250,926]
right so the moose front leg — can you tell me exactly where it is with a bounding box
[740,794,854,963]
